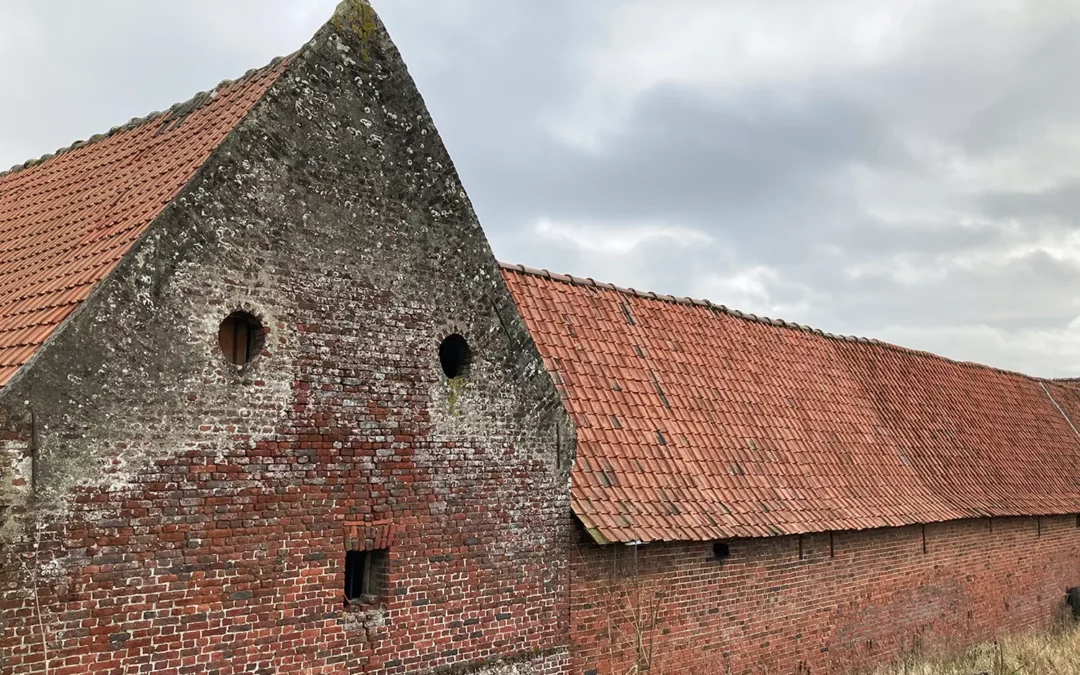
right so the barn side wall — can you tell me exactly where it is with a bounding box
[0,4,573,674]
[571,516,1080,675]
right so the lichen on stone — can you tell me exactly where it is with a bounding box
[332,0,380,60]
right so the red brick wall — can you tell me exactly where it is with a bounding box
[2,418,570,675]
[571,516,1080,674]
[0,9,573,675]
[2,7,1077,675]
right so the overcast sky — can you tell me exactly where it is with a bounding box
[3,1,1080,376]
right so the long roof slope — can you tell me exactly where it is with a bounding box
[6,46,1080,547]
[0,59,288,386]
[502,263,1080,544]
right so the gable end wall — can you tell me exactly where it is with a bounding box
[0,5,573,674]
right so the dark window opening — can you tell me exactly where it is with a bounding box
[710,541,730,562]
[573,517,595,544]
[218,311,264,365]
[439,333,472,379]
[344,548,389,605]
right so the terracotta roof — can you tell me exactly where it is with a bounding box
[0,58,290,386]
[501,262,1080,543]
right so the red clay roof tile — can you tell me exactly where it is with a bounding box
[0,59,289,387]
[502,262,1080,543]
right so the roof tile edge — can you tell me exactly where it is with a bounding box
[498,260,1051,383]
[0,54,295,179]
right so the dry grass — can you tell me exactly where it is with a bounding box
[873,620,1080,675]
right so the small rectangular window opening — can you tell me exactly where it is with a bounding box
[709,541,731,562]
[344,548,388,605]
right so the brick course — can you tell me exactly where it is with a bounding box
[571,516,1080,674]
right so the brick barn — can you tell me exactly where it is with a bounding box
[3,2,1080,674]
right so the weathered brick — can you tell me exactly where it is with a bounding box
[0,3,572,675]
[571,518,1080,674]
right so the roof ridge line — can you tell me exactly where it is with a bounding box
[497,260,1058,383]
[0,52,296,180]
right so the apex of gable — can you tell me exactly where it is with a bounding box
[332,0,376,30]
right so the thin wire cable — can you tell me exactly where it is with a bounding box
[1040,381,1080,440]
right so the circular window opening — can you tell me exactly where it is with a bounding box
[439,334,472,379]
[218,311,265,365]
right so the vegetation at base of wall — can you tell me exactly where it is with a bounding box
[873,614,1080,675]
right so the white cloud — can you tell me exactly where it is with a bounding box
[0,5,43,99]
[691,265,824,322]
[0,0,337,166]
[844,255,950,286]
[546,0,1059,150]
[692,266,777,311]
[877,321,1080,377]
[843,213,1080,286]
[533,218,712,255]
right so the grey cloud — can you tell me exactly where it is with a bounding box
[959,21,1080,154]
[979,183,1080,221]
[472,82,906,285]
[836,218,1000,257]
[826,251,1080,323]
[391,1,1080,375]
[0,0,337,167]
[4,0,1080,374]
